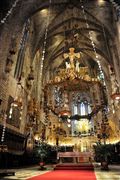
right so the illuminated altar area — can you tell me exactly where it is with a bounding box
[44,42,101,152]
[42,22,120,151]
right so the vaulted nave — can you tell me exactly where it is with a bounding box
[0,0,120,179]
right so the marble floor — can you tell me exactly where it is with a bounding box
[94,164,120,180]
[0,164,120,180]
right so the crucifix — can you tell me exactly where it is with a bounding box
[63,47,80,70]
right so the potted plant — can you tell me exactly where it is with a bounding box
[93,144,110,170]
[33,142,48,170]
[38,148,47,170]
[100,146,109,170]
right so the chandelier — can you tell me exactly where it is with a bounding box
[59,110,71,117]
[59,105,71,117]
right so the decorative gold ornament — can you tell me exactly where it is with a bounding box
[63,47,80,69]
[47,47,99,89]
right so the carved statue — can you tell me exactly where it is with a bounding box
[76,61,80,72]
[108,65,119,94]
[65,61,71,69]
[63,47,80,69]
[110,73,119,94]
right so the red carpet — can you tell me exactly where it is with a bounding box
[27,170,96,180]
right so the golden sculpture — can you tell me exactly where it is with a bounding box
[47,47,99,86]
[63,47,80,69]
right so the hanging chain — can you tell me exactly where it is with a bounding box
[81,4,106,86]
[81,3,109,113]
[40,0,52,83]
[0,0,20,25]
[1,113,7,143]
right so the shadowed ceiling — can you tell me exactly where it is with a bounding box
[31,0,113,78]
[0,0,115,78]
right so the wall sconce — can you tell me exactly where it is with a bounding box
[12,98,22,107]
[111,93,120,100]
[27,99,34,115]
[9,48,16,55]
[28,66,34,81]
[5,57,14,73]
[26,66,34,90]
[0,145,8,152]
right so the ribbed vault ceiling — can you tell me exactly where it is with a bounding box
[0,0,115,78]
[31,1,113,78]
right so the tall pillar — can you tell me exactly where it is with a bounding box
[111,44,120,87]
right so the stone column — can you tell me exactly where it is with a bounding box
[110,44,120,87]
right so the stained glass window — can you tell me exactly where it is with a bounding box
[73,101,91,116]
